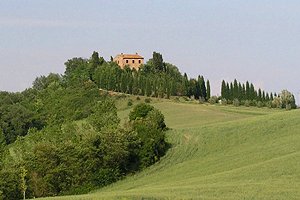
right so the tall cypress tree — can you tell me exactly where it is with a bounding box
[246,81,250,100]
[199,76,207,100]
[242,83,246,100]
[221,80,226,99]
[226,83,230,100]
[183,73,189,96]
[258,88,262,101]
[206,80,211,100]
[270,92,274,100]
[262,91,266,102]
[266,92,270,101]
[230,82,234,100]
[233,79,238,99]
[250,83,255,100]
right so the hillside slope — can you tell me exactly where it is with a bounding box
[40,103,300,200]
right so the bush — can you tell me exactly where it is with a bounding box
[221,98,228,105]
[199,97,205,104]
[136,96,141,101]
[233,99,240,107]
[129,103,168,169]
[144,98,151,103]
[127,99,133,107]
[244,100,251,107]
[256,101,263,108]
[129,103,154,121]
[182,96,190,101]
[208,96,218,104]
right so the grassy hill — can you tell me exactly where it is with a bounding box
[38,101,300,200]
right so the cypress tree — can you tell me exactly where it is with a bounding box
[200,76,207,100]
[183,73,189,96]
[266,92,270,101]
[270,92,274,100]
[226,83,230,100]
[242,83,246,100]
[246,81,250,100]
[206,80,211,100]
[250,83,255,100]
[233,79,238,99]
[258,88,262,101]
[221,80,226,99]
[238,82,242,100]
[145,79,151,97]
[230,82,234,100]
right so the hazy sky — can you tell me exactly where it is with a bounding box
[1,0,299,103]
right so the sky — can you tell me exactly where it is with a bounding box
[0,0,299,104]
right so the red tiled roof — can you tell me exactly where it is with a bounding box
[117,53,144,59]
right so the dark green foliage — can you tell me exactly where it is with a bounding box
[145,98,152,103]
[88,51,209,101]
[206,80,211,100]
[0,168,22,200]
[129,103,154,121]
[128,99,133,106]
[0,91,45,144]
[88,99,120,131]
[152,52,165,72]
[129,103,167,168]
[219,79,294,109]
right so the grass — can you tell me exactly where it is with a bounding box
[37,100,300,200]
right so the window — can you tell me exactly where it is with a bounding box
[139,60,141,64]
[126,60,128,63]
[132,60,135,63]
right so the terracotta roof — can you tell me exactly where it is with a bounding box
[117,53,144,59]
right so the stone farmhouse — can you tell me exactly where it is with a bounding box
[113,53,144,70]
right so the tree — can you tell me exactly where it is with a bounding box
[129,103,154,121]
[280,90,297,110]
[246,81,250,100]
[221,80,226,99]
[88,99,120,131]
[152,52,164,72]
[19,166,27,200]
[0,130,5,159]
[233,79,238,99]
[206,80,211,100]
[129,103,167,168]
[199,76,206,100]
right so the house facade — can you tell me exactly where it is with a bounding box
[113,53,144,70]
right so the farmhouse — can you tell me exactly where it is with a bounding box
[113,53,144,70]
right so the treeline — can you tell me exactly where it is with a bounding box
[220,79,296,109]
[66,51,211,100]
[0,56,169,199]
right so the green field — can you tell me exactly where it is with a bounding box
[39,101,300,200]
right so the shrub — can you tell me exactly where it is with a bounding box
[129,103,167,169]
[221,98,228,105]
[244,100,251,107]
[136,96,141,101]
[144,98,151,103]
[233,99,240,107]
[127,99,133,107]
[256,101,263,108]
[182,96,190,101]
[208,96,218,104]
[129,103,154,121]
